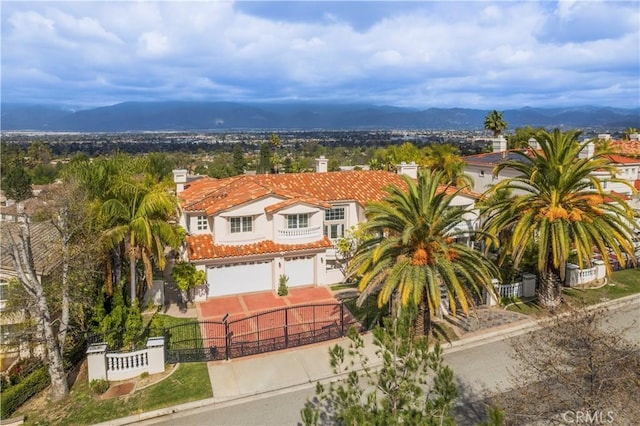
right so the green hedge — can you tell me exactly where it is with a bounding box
[0,366,50,419]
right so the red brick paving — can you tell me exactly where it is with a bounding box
[197,286,339,321]
[242,292,287,311]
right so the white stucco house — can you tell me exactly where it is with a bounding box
[464,136,640,212]
[174,159,481,301]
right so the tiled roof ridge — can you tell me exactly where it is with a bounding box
[181,175,246,210]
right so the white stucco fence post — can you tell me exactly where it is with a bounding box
[86,343,108,382]
[146,337,166,375]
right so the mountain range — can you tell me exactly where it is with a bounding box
[1,102,638,132]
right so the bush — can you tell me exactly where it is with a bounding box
[89,379,110,395]
[5,357,43,387]
[0,366,49,419]
[277,275,289,296]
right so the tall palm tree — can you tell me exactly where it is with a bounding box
[484,110,508,137]
[349,170,498,336]
[482,129,637,308]
[101,181,182,301]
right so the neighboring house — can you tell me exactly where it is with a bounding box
[463,136,640,212]
[174,158,481,300]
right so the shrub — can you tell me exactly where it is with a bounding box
[277,275,289,296]
[140,371,149,379]
[0,366,49,419]
[5,357,43,387]
[89,379,110,395]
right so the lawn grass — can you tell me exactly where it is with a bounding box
[563,267,640,306]
[17,363,212,426]
[504,268,640,314]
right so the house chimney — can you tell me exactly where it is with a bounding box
[315,156,328,173]
[492,136,507,153]
[578,141,595,160]
[172,169,188,194]
[528,137,539,151]
[396,162,418,179]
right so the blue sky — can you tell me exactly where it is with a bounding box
[2,1,639,109]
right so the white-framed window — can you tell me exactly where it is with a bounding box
[324,206,346,240]
[196,215,208,231]
[230,216,253,233]
[325,207,345,221]
[287,213,309,229]
[325,223,344,239]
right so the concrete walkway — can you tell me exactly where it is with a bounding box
[96,293,640,426]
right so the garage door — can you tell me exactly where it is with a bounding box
[207,261,272,297]
[285,257,314,287]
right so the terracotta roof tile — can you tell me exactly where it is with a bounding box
[179,170,478,215]
[186,234,334,261]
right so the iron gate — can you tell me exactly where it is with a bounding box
[164,302,348,363]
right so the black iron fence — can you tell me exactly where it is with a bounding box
[164,302,350,363]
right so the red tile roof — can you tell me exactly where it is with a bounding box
[601,154,640,165]
[609,141,640,157]
[179,170,478,214]
[186,234,334,261]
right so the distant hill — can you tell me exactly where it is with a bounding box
[1,101,638,132]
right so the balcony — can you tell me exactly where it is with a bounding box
[277,225,323,240]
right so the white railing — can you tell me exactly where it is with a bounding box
[277,225,322,239]
[495,281,523,299]
[87,337,165,382]
[565,262,604,287]
[106,350,149,381]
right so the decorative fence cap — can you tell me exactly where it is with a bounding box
[147,337,165,348]
[86,343,108,354]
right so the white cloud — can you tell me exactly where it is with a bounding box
[1,1,638,108]
[137,31,170,57]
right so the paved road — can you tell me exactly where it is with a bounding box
[140,303,639,426]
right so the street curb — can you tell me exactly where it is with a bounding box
[99,293,640,425]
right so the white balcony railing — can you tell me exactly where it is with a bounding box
[277,225,322,240]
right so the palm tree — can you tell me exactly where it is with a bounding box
[482,129,638,308]
[349,170,498,336]
[423,143,474,188]
[484,110,508,138]
[101,181,182,301]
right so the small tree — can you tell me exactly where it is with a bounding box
[493,305,640,425]
[171,262,205,306]
[277,274,289,296]
[301,307,458,425]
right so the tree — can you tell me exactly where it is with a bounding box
[301,308,458,425]
[232,144,246,175]
[484,110,507,138]
[506,126,541,150]
[258,142,272,174]
[423,143,473,188]
[482,129,638,308]
[270,133,281,174]
[1,164,33,201]
[171,262,205,306]
[349,170,498,336]
[101,181,182,301]
[1,219,69,401]
[493,305,640,424]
